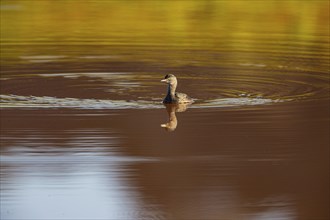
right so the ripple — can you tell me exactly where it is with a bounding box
[190,68,329,103]
[238,63,267,68]
[0,94,161,109]
[0,94,282,109]
[2,67,324,105]
[79,55,118,59]
[20,55,67,63]
[194,97,282,108]
[38,72,133,80]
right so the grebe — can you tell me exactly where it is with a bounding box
[161,74,193,104]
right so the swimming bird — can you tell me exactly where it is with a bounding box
[161,74,193,104]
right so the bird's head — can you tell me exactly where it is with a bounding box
[161,74,177,86]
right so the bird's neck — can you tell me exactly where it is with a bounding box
[167,84,177,98]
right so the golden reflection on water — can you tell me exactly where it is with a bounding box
[1,1,329,65]
[1,1,328,43]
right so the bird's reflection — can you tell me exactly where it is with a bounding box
[161,103,189,132]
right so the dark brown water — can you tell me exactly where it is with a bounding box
[1,1,329,220]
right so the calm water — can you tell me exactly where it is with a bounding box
[1,1,329,220]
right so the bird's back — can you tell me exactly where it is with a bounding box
[175,92,193,103]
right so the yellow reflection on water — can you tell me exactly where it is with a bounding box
[1,0,329,45]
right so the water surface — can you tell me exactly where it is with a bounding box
[1,1,329,220]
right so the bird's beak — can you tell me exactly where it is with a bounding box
[160,79,167,83]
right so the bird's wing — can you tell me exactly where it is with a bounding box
[175,92,188,99]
